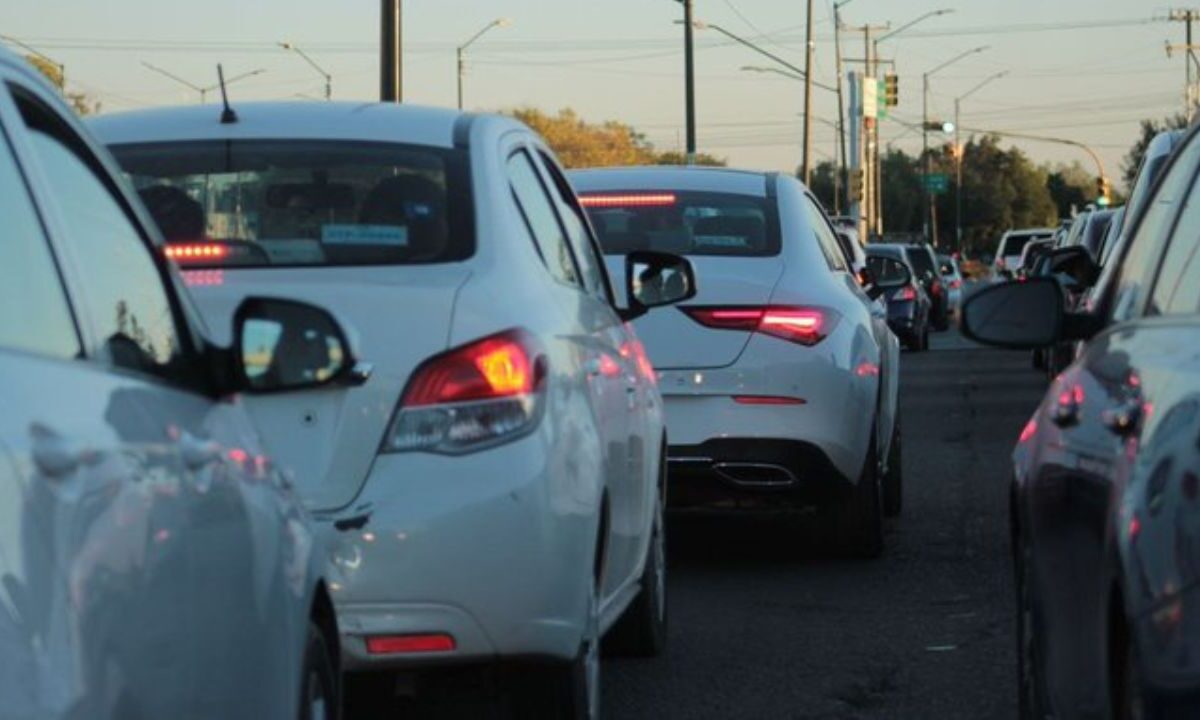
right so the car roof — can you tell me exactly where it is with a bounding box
[568,166,773,198]
[89,101,490,149]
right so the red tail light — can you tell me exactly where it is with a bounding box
[366,634,456,655]
[402,331,540,407]
[931,281,943,297]
[165,243,228,262]
[578,193,677,208]
[384,330,547,454]
[949,279,962,290]
[894,286,917,302]
[683,306,838,346]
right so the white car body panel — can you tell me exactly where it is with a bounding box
[571,167,899,491]
[91,103,666,668]
[0,54,330,720]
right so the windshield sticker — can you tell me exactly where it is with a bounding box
[322,224,409,246]
[696,235,745,247]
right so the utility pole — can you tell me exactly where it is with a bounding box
[681,0,697,164]
[1167,9,1200,120]
[833,1,853,215]
[381,0,402,102]
[843,23,887,236]
[801,0,815,184]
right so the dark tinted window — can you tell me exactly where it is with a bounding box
[582,191,781,257]
[867,255,909,284]
[803,195,848,271]
[508,151,581,286]
[1148,177,1200,315]
[0,124,79,359]
[111,140,472,268]
[535,150,609,300]
[906,246,936,280]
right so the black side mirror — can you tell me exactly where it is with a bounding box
[621,251,698,321]
[232,298,360,393]
[1047,246,1100,288]
[961,278,1065,349]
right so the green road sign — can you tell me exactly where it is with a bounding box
[876,78,889,119]
[923,173,949,194]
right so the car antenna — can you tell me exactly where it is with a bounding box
[217,64,238,124]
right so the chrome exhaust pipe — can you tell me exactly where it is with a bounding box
[713,462,798,487]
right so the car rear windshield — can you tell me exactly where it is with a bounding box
[579,191,780,256]
[905,247,936,278]
[1000,233,1050,258]
[110,140,474,268]
[867,255,909,283]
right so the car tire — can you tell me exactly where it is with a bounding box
[604,478,667,657]
[883,413,903,518]
[514,580,601,720]
[299,622,338,720]
[1017,540,1050,720]
[829,431,883,559]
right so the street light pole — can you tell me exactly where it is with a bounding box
[279,42,332,100]
[801,0,815,185]
[679,0,698,164]
[833,0,853,214]
[142,62,265,104]
[921,45,987,246]
[954,70,1007,251]
[456,18,511,110]
[381,0,402,101]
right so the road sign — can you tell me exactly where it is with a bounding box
[862,76,878,119]
[923,173,949,194]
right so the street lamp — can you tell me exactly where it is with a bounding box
[142,62,265,104]
[457,18,511,110]
[1,34,65,93]
[954,70,1008,250]
[922,45,988,246]
[279,41,332,101]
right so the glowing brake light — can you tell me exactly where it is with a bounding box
[383,330,547,454]
[894,286,917,302]
[366,634,456,655]
[164,243,229,262]
[578,193,677,208]
[949,279,962,290]
[683,306,838,346]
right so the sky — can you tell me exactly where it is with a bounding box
[2,1,1184,189]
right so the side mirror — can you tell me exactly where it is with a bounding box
[961,278,1065,349]
[622,250,697,321]
[1047,246,1100,288]
[233,298,358,393]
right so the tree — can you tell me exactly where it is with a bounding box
[880,147,923,235]
[1121,114,1188,188]
[1044,161,1093,219]
[805,160,839,213]
[23,54,100,115]
[509,108,726,169]
[946,135,1056,255]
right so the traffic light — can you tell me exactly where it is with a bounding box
[1096,176,1112,206]
[849,168,865,203]
[884,73,899,107]
[923,120,955,134]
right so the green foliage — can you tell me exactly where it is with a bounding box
[806,160,839,213]
[23,54,100,116]
[509,108,726,169]
[654,150,727,167]
[1044,161,1092,219]
[1122,114,1189,189]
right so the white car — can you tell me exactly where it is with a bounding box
[570,167,902,557]
[992,227,1055,280]
[92,102,695,717]
[0,50,348,719]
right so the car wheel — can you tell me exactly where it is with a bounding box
[299,622,337,720]
[604,475,667,657]
[883,412,903,517]
[829,430,883,559]
[514,580,601,720]
[1017,541,1049,720]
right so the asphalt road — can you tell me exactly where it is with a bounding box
[602,327,1048,720]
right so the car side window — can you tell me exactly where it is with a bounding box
[802,195,848,272]
[1147,175,1200,315]
[507,150,582,288]
[533,149,611,302]
[14,89,187,382]
[0,119,80,360]
[1111,132,1200,323]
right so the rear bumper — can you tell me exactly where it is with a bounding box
[667,438,853,509]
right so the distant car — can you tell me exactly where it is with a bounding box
[869,245,932,351]
[0,48,346,718]
[961,116,1200,720]
[992,228,1056,279]
[899,243,949,331]
[95,102,698,717]
[571,166,903,556]
[938,254,965,315]
[1016,238,1055,278]
[1076,208,1117,262]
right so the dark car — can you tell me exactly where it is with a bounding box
[961,117,1200,718]
[894,243,949,331]
[866,245,931,351]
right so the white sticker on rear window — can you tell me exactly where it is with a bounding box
[696,235,745,247]
[321,224,409,246]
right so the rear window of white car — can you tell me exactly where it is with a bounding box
[109,140,473,267]
[578,191,781,257]
[1000,233,1051,258]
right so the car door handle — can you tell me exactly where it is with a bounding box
[1102,400,1142,437]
